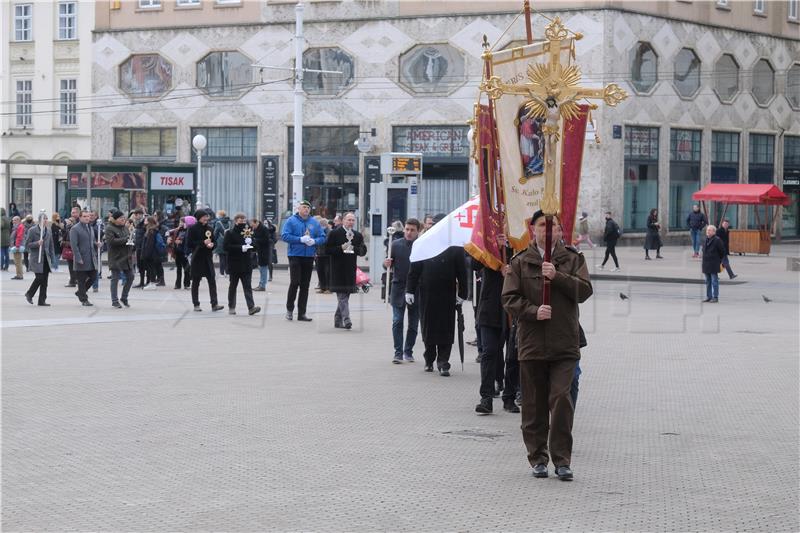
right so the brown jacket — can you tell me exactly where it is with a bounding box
[502,241,592,361]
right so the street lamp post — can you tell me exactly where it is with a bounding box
[291,2,305,209]
[192,134,207,211]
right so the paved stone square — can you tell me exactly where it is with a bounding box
[2,244,798,531]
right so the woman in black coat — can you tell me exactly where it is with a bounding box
[701,225,726,303]
[644,208,663,260]
[250,218,273,291]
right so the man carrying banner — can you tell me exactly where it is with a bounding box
[406,214,468,377]
[502,210,592,481]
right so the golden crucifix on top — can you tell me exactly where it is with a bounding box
[481,17,628,215]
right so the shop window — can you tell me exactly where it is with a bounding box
[787,64,800,110]
[782,136,800,237]
[748,133,774,184]
[119,54,173,98]
[399,44,467,95]
[624,126,659,231]
[751,59,774,105]
[114,128,177,157]
[714,54,739,103]
[669,129,701,230]
[288,126,359,217]
[12,179,33,216]
[191,127,257,159]
[196,51,253,98]
[630,42,658,93]
[302,48,354,96]
[673,48,701,98]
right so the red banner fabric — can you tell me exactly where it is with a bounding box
[559,104,590,244]
[465,104,505,271]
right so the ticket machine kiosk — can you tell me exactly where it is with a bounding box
[367,152,423,282]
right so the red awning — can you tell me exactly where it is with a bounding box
[692,183,791,206]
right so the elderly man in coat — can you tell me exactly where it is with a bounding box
[502,210,593,481]
[325,212,367,330]
[69,209,99,306]
[23,212,58,306]
[105,209,135,308]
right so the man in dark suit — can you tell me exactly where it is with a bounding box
[384,218,421,363]
[69,210,99,306]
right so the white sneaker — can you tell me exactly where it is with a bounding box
[612,267,621,272]
[142,283,157,291]
[596,264,605,270]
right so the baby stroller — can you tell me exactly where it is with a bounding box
[355,267,371,293]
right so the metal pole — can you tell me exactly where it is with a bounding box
[196,149,202,210]
[291,2,305,209]
[86,163,92,210]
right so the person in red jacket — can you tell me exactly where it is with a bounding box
[10,216,25,279]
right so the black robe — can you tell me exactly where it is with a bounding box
[406,246,468,346]
[325,226,367,293]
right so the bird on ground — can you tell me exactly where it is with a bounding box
[762,295,772,303]
[619,292,629,300]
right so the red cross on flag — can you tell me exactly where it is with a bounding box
[409,197,480,263]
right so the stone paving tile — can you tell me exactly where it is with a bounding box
[1,246,798,531]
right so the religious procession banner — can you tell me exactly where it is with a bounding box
[485,38,585,250]
[464,104,505,271]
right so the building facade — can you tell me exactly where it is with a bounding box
[1,0,94,216]
[88,0,799,237]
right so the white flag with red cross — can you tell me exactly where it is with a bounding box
[409,197,480,263]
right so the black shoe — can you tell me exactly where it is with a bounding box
[645,256,652,260]
[285,311,293,321]
[702,298,712,302]
[334,321,343,329]
[555,465,573,481]
[532,463,548,478]
[156,281,166,287]
[24,293,33,305]
[174,285,181,290]
[730,274,738,280]
[211,305,224,312]
[248,306,261,315]
[297,315,312,322]
[392,357,403,364]
[121,299,129,308]
[82,301,93,307]
[343,321,352,330]
[424,365,433,372]
[112,301,122,309]
[37,302,51,307]
[475,399,492,414]
[439,368,450,377]
[710,298,719,303]
[503,400,520,413]
[656,255,664,259]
